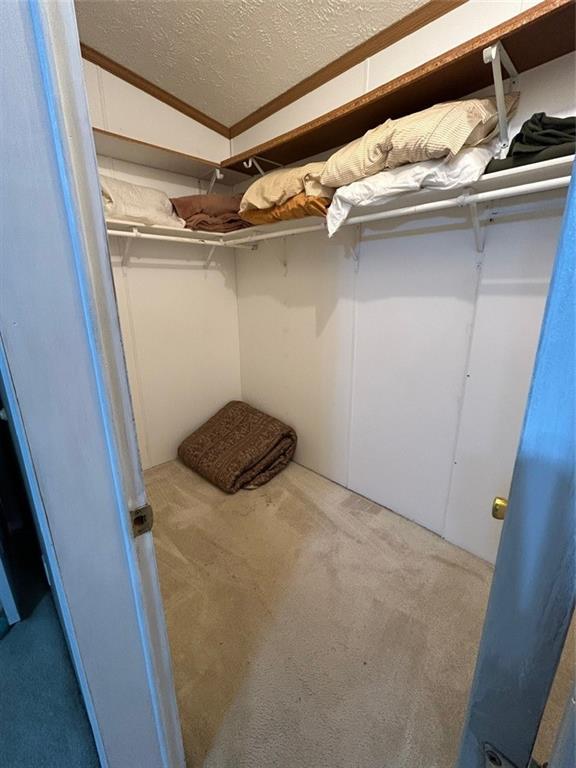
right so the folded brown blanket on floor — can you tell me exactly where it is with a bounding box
[178,401,297,493]
[170,194,252,232]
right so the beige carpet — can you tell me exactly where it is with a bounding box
[146,460,573,768]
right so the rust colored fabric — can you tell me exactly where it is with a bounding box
[178,401,297,494]
[183,212,252,232]
[170,194,252,232]
[171,193,242,218]
[240,193,330,225]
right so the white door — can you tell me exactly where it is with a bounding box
[0,1,184,765]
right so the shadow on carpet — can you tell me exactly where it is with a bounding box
[0,592,99,768]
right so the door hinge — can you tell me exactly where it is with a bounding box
[130,504,153,537]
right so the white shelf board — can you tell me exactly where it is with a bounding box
[470,154,574,193]
[93,128,249,186]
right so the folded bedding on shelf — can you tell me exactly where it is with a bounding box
[178,401,297,494]
[320,94,519,188]
[240,162,334,213]
[100,174,185,228]
[240,192,331,225]
[179,213,252,232]
[485,112,576,173]
[170,193,251,232]
[326,145,494,236]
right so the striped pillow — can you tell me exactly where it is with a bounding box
[321,94,519,187]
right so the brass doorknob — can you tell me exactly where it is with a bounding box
[492,497,508,520]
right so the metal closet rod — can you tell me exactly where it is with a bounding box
[109,230,231,247]
[106,175,571,252]
[107,229,254,250]
[230,175,572,245]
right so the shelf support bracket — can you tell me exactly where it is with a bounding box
[483,41,519,158]
[204,244,217,269]
[207,168,224,194]
[121,229,138,269]
[469,202,485,253]
[352,225,361,273]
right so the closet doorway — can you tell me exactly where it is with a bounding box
[8,1,573,767]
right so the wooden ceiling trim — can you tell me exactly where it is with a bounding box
[228,0,468,138]
[80,43,231,139]
[223,0,575,173]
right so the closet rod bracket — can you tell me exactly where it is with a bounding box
[121,228,138,268]
[352,225,361,273]
[468,201,485,253]
[483,41,519,157]
[204,244,218,269]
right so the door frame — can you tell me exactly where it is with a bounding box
[1,1,184,765]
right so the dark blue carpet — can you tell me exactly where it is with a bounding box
[0,592,100,767]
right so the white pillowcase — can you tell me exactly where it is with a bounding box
[326,145,494,236]
[100,174,185,228]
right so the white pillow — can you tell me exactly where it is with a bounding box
[326,146,494,236]
[100,174,185,228]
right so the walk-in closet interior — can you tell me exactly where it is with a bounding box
[75,1,574,765]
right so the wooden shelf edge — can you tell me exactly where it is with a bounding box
[223,0,575,173]
[91,2,574,183]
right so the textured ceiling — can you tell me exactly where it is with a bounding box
[75,0,430,126]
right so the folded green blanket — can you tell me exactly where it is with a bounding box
[486,112,575,173]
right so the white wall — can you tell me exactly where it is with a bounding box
[84,59,229,162]
[349,218,480,536]
[443,205,561,560]
[236,193,566,563]
[236,214,479,534]
[100,157,242,470]
[237,229,356,484]
[235,51,574,562]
